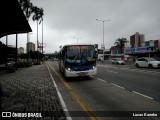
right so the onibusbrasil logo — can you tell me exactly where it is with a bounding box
[2,112,42,118]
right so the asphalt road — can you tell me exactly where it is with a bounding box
[97,64,160,101]
[48,61,160,120]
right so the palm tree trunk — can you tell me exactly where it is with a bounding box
[37,20,39,62]
[27,16,29,61]
[16,34,18,70]
[42,18,44,63]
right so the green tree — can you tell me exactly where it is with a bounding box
[114,38,129,54]
[19,53,27,59]
[18,0,44,61]
[32,6,44,61]
[18,0,33,19]
[18,0,34,60]
[32,6,44,46]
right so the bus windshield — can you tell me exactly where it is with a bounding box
[65,45,96,66]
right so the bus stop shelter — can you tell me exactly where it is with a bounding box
[0,0,32,96]
[0,0,32,38]
[0,0,32,67]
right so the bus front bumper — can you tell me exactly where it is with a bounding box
[65,68,97,77]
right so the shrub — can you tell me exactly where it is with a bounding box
[17,61,32,68]
[33,61,41,65]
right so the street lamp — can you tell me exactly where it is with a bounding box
[96,19,111,49]
[73,37,81,44]
[96,18,111,62]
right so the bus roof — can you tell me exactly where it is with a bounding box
[59,43,95,52]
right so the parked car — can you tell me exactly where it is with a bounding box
[135,57,160,68]
[7,61,16,73]
[153,57,160,61]
[7,61,16,66]
[111,58,125,65]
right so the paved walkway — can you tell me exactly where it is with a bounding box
[0,63,66,120]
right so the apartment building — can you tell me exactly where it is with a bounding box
[26,42,35,53]
[130,32,145,47]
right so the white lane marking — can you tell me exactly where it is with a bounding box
[106,70,118,74]
[47,64,72,120]
[111,83,125,89]
[132,91,153,100]
[97,78,106,82]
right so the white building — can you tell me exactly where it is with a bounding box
[26,42,35,53]
[18,47,24,54]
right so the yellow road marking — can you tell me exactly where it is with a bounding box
[47,62,100,120]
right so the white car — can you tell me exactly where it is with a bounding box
[135,57,160,68]
[111,58,125,65]
[7,61,16,66]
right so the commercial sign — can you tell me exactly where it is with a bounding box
[136,47,147,53]
[124,47,148,54]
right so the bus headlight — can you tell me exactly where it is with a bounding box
[91,66,96,70]
[67,67,72,71]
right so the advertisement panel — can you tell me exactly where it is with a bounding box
[136,47,147,53]
[125,47,148,54]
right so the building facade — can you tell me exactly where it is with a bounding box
[18,47,24,54]
[110,32,160,59]
[125,38,160,58]
[26,42,35,53]
[130,32,145,48]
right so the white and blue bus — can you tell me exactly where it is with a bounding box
[58,44,97,77]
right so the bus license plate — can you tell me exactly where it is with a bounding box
[78,72,87,76]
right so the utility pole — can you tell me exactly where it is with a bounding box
[96,18,111,62]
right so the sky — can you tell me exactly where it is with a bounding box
[0,0,160,53]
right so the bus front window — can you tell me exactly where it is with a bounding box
[65,45,95,66]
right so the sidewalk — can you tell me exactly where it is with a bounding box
[0,63,66,120]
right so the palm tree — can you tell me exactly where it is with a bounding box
[32,6,44,61]
[18,0,34,62]
[18,0,33,19]
[114,38,129,54]
[18,0,33,41]
[18,0,44,61]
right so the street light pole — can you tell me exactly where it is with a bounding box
[73,37,81,44]
[103,21,104,46]
[96,18,111,62]
[96,19,111,49]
